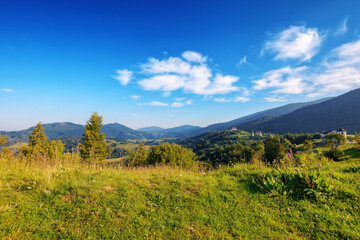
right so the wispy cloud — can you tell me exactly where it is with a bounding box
[138,51,241,95]
[264,97,286,102]
[113,69,132,85]
[171,102,185,107]
[334,17,349,36]
[130,95,140,100]
[234,96,250,102]
[264,25,324,61]
[236,55,252,67]
[171,99,193,107]
[148,101,169,107]
[213,96,250,103]
[1,88,14,92]
[252,66,309,94]
[308,39,360,97]
[254,39,360,98]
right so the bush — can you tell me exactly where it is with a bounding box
[147,142,197,169]
[324,148,344,161]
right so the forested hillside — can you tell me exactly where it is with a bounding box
[235,88,360,134]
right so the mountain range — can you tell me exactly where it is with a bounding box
[2,88,360,142]
[233,88,360,134]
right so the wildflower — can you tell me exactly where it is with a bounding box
[45,190,51,195]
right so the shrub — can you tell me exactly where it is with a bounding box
[251,168,336,201]
[126,142,149,167]
[147,142,197,169]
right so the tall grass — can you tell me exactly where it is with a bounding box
[1,150,360,239]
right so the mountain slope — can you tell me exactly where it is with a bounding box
[187,97,332,136]
[235,88,360,134]
[137,126,165,133]
[136,125,201,138]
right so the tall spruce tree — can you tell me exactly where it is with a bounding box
[21,122,49,156]
[79,112,109,163]
[29,122,48,147]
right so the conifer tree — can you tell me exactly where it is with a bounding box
[21,122,49,156]
[29,122,48,147]
[79,112,109,163]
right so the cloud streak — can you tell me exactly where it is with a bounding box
[334,17,349,36]
[1,88,14,92]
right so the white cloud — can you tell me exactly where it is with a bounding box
[264,97,286,102]
[307,39,360,96]
[139,74,186,91]
[213,96,250,103]
[148,101,169,107]
[1,88,14,92]
[130,95,140,100]
[234,96,250,102]
[174,97,185,101]
[141,57,191,74]
[255,39,360,98]
[252,66,308,94]
[171,102,185,107]
[264,26,324,61]
[138,54,240,95]
[334,17,349,36]
[181,51,207,63]
[171,99,193,107]
[113,69,132,85]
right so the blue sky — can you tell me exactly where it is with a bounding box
[1,0,360,131]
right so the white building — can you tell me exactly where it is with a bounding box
[321,128,347,138]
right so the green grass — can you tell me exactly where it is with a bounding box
[1,150,360,239]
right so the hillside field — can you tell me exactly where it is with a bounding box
[1,144,360,239]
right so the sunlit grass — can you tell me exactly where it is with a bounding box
[0,150,360,239]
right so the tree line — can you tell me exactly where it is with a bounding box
[1,112,359,168]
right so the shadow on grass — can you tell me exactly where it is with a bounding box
[342,147,360,160]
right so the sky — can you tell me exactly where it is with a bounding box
[1,0,360,131]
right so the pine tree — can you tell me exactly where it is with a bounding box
[29,122,48,147]
[79,112,109,163]
[21,122,48,156]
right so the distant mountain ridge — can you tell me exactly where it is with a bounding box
[2,90,358,142]
[233,88,360,134]
[137,126,165,133]
[187,97,333,136]
[0,122,159,143]
[136,125,202,138]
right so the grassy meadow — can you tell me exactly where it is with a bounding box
[1,143,360,239]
